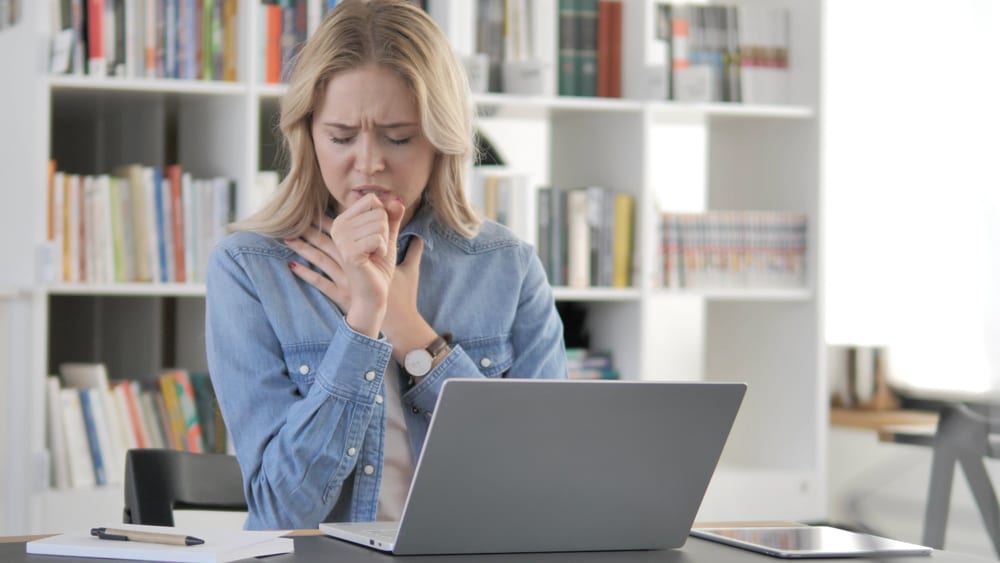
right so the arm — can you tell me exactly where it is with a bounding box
[404,244,567,415]
[206,244,387,529]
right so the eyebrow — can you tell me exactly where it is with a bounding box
[320,121,419,130]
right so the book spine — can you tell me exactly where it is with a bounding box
[77,388,107,486]
[46,376,72,489]
[557,0,577,96]
[59,388,96,488]
[576,0,597,97]
[87,0,107,76]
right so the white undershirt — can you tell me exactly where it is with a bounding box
[376,362,415,521]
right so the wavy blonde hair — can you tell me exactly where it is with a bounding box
[233,0,480,239]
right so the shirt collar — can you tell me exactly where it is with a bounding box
[398,201,436,253]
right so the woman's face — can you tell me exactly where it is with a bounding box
[311,64,435,226]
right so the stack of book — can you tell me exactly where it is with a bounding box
[258,0,307,84]
[653,2,790,104]
[536,185,635,289]
[48,0,241,80]
[46,363,229,490]
[559,0,622,97]
[46,161,236,285]
[566,348,619,380]
[658,210,807,289]
[468,167,533,243]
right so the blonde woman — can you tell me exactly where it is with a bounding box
[206,0,566,530]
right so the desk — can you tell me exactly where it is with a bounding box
[1,533,992,563]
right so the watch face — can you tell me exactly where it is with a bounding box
[405,349,433,377]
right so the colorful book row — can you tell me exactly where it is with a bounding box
[46,363,229,490]
[48,0,240,81]
[46,162,236,285]
[537,185,635,289]
[658,211,807,290]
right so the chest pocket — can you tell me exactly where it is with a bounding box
[458,335,513,378]
[283,343,327,396]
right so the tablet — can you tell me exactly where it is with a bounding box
[690,526,933,558]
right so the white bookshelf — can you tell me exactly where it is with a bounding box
[0,0,825,534]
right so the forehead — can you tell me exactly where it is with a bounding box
[315,64,418,122]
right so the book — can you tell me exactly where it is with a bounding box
[59,388,96,488]
[45,376,72,489]
[612,192,634,287]
[26,524,294,563]
[76,388,108,486]
[60,362,127,484]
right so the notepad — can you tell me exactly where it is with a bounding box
[25,524,294,563]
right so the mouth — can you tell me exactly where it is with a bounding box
[354,186,392,200]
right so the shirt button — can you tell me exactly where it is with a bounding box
[375,394,384,405]
[480,357,492,368]
[363,465,375,475]
[364,370,376,382]
[347,447,357,456]
[411,406,420,414]
[299,364,310,375]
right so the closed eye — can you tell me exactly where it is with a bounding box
[330,136,354,145]
[388,137,411,146]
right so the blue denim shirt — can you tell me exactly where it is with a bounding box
[205,204,567,530]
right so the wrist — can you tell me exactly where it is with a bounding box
[402,332,453,380]
[346,303,387,339]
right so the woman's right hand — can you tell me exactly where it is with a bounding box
[286,193,404,337]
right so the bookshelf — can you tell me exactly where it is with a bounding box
[0,0,824,534]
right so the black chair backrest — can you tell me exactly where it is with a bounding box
[123,448,247,526]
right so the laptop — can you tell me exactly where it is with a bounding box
[320,379,746,555]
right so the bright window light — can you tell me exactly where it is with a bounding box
[823,0,1000,394]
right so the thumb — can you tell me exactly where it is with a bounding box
[385,197,406,244]
[400,236,424,274]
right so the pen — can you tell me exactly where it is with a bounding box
[90,527,205,546]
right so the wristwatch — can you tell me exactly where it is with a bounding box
[403,332,453,378]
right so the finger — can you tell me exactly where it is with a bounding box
[285,234,347,286]
[288,260,349,305]
[337,193,384,222]
[385,198,405,245]
[301,224,346,265]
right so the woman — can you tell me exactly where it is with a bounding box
[206,0,566,530]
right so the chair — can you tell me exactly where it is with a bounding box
[123,448,247,526]
[923,404,1000,557]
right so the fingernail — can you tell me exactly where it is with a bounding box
[287,261,297,269]
[284,238,296,244]
[395,197,404,204]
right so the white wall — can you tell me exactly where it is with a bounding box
[824,1,1000,559]
[823,0,1000,393]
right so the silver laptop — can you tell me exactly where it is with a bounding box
[320,379,746,555]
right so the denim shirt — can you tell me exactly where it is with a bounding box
[205,204,567,530]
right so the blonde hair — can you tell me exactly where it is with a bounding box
[233,0,480,239]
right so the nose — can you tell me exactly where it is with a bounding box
[355,133,385,178]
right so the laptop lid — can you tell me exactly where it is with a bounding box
[336,379,745,555]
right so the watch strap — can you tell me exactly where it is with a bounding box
[427,332,453,358]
